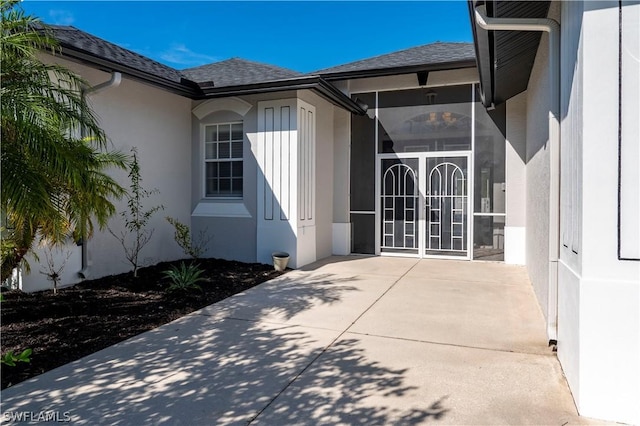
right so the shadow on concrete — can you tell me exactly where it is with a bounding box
[0,270,449,425]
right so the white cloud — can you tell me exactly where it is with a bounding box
[48,10,75,26]
[159,43,218,67]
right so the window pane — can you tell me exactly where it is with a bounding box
[231,141,243,159]
[206,178,217,196]
[231,123,243,140]
[205,126,217,142]
[218,124,230,142]
[219,161,231,178]
[233,161,243,177]
[206,162,218,178]
[203,122,243,198]
[205,142,216,159]
[219,178,231,194]
[232,178,243,194]
[219,142,230,159]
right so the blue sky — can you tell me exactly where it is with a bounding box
[22,1,473,72]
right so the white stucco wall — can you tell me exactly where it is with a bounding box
[525,22,552,322]
[85,69,192,279]
[332,108,351,255]
[557,0,585,409]
[556,2,640,424]
[19,240,82,293]
[18,57,192,290]
[619,0,640,260]
[505,93,527,265]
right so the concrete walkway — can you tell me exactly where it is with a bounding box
[1,256,606,425]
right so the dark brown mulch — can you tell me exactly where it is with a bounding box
[0,258,285,390]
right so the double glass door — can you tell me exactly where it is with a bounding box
[379,154,470,259]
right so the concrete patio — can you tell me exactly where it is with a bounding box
[0,256,607,425]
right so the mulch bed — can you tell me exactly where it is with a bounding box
[0,258,285,390]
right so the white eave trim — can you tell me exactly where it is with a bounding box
[192,200,251,218]
[192,97,252,119]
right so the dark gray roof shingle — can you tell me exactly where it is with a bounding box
[181,58,302,87]
[46,25,474,100]
[48,25,186,84]
[313,42,476,75]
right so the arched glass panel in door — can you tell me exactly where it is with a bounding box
[380,158,419,255]
[425,157,468,257]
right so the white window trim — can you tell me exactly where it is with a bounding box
[192,97,252,120]
[192,200,251,218]
[202,121,244,200]
[192,98,253,219]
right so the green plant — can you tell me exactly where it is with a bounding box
[1,348,32,367]
[1,0,128,282]
[166,217,212,260]
[39,247,71,295]
[109,148,163,277]
[163,262,206,293]
[1,228,27,287]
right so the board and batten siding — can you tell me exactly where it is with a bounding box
[298,105,315,224]
[262,104,292,221]
[256,99,317,268]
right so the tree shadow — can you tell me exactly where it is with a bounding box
[0,267,449,425]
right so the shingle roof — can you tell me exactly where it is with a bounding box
[181,58,302,88]
[48,25,187,84]
[44,24,472,112]
[313,42,476,76]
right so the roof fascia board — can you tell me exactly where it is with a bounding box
[58,45,202,98]
[199,77,366,115]
[315,78,367,114]
[318,60,477,81]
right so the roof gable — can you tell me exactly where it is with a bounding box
[313,42,476,77]
[181,58,302,88]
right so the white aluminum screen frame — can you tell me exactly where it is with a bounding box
[376,151,472,260]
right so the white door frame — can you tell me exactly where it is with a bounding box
[375,151,473,260]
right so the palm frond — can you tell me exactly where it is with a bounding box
[0,0,130,281]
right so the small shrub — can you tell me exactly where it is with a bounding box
[166,217,212,260]
[39,247,71,295]
[1,349,32,367]
[163,262,206,293]
[109,148,164,277]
